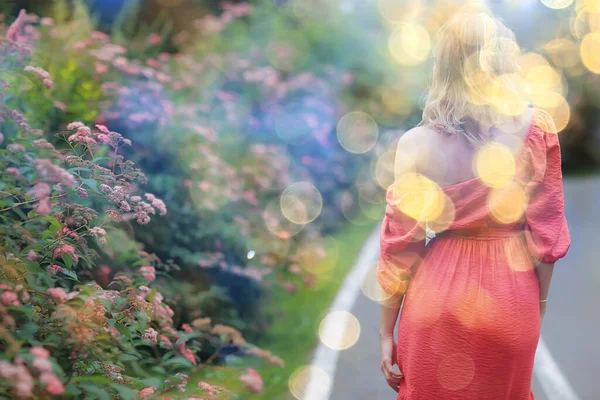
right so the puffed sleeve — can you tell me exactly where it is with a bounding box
[523,114,571,264]
[376,183,427,297]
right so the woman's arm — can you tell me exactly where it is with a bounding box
[379,295,404,392]
[535,262,554,319]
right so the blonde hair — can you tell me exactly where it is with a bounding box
[421,13,524,146]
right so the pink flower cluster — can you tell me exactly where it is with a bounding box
[47,287,68,303]
[6,9,26,41]
[24,65,53,89]
[142,327,158,344]
[177,343,197,365]
[29,347,65,395]
[140,387,156,397]
[140,266,155,282]
[33,158,76,187]
[66,122,95,145]
[239,368,263,393]
[0,359,34,398]
[27,182,51,215]
[89,226,107,244]
[53,242,78,264]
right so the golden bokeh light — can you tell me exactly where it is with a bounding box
[541,0,575,8]
[474,142,516,188]
[488,182,528,224]
[318,311,361,350]
[263,197,305,239]
[424,192,456,234]
[378,0,422,22]
[281,182,323,225]
[479,37,521,74]
[288,365,332,400]
[296,236,339,275]
[540,95,571,133]
[582,0,600,13]
[336,111,379,154]
[388,23,431,66]
[488,73,529,116]
[374,146,397,190]
[543,38,580,69]
[581,31,600,74]
[391,173,445,223]
[361,264,396,303]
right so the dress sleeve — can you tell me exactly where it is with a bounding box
[376,184,427,297]
[523,115,571,265]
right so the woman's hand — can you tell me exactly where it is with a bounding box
[379,333,404,392]
[540,301,547,319]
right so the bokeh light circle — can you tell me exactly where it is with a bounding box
[336,111,379,154]
[488,182,528,224]
[388,23,431,66]
[281,182,323,225]
[437,353,476,390]
[391,173,444,222]
[263,197,305,239]
[378,0,422,22]
[318,311,361,350]
[288,365,332,400]
[541,0,574,9]
[581,31,600,74]
[474,142,516,188]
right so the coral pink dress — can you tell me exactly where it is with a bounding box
[377,118,571,400]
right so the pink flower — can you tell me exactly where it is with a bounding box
[140,266,156,282]
[91,31,111,42]
[239,368,263,393]
[181,324,193,333]
[142,328,158,344]
[53,243,78,264]
[47,264,63,274]
[1,291,19,306]
[6,9,26,41]
[30,347,50,358]
[40,373,65,395]
[6,167,19,176]
[198,381,216,395]
[95,124,110,133]
[28,182,51,200]
[159,335,172,348]
[26,250,37,261]
[147,33,161,45]
[7,143,25,152]
[40,17,54,26]
[95,62,108,74]
[24,66,53,89]
[32,357,53,373]
[140,387,156,397]
[35,198,51,215]
[178,343,197,365]
[52,100,67,111]
[47,287,68,303]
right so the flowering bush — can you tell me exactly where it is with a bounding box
[0,9,283,398]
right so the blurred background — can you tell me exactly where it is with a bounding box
[0,0,599,399]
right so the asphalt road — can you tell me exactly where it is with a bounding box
[328,176,600,400]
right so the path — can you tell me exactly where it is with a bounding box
[317,176,600,400]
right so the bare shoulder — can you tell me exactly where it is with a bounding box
[394,126,440,180]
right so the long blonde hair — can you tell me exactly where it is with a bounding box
[421,13,525,146]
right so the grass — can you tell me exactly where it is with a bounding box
[254,218,378,400]
[187,216,379,400]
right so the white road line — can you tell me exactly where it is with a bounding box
[535,337,580,400]
[304,225,381,400]
[304,224,580,400]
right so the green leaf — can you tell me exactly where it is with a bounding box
[135,377,161,388]
[81,178,99,191]
[162,356,194,368]
[16,323,39,341]
[109,384,138,400]
[115,322,132,340]
[77,383,112,400]
[62,253,73,269]
[117,353,139,362]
